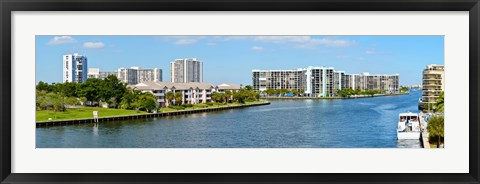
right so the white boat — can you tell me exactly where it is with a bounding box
[397,112,421,140]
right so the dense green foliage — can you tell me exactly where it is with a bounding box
[36,75,157,112]
[427,115,444,148]
[399,86,409,93]
[335,88,386,98]
[435,91,444,112]
[212,88,259,104]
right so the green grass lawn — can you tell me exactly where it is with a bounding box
[37,101,269,122]
[36,107,147,122]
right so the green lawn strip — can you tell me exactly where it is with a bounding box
[36,107,146,122]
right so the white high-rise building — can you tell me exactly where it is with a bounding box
[118,67,162,85]
[170,58,203,83]
[63,53,88,83]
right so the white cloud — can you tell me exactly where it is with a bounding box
[47,36,76,45]
[83,42,105,49]
[174,39,197,45]
[251,46,264,51]
[207,42,217,46]
[365,49,376,54]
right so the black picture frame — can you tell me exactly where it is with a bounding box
[1,0,479,183]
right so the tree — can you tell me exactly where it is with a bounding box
[165,91,174,107]
[245,85,253,91]
[265,88,275,97]
[435,91,444,112]
[47,93,66,112]
[280,88,288,96]
[354,87,361,96]
[174,92,183,105]
[300,89,305,96]
[291,89,298,96]
[136,93,157,112]
[65,96,80,107]
[225,90,233,102]
[399,86,409,93]
[119,88,141,110]
[100,75,126,108]
[61,82,79,97]
[77,78,103,105]
[427,116,444,148]
[36,81,50,92]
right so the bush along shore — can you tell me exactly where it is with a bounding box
[261,93,406,100]
[259,86,409,99]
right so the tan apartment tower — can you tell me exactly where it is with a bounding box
[420,64,444,110]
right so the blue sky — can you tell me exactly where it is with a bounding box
[36,35,444,86]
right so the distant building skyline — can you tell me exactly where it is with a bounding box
[36,36,444,85]
[252,66,399,97]
[170,58,203,83]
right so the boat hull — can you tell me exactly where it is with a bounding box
[397,132,421,140]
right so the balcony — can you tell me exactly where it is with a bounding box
[154,93,165,96]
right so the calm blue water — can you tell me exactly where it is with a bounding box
[36,91,422,148]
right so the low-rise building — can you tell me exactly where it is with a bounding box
[129,82,241,107]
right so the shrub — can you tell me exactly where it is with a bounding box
[170,105,185,110]
[206,102,214,106]
[182,104,193,108]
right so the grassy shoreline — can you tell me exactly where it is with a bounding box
[36,101,268,122]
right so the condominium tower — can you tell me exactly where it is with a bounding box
[117,67,162,85]
[87,68,117,79]
[419,64,444,110]
[170,58,203,83]
[63,53,88,83]
[252,66,399,97]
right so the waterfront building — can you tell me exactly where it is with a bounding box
[170,58,203,83]
[419,64,444,110]
[345,73,400,94]
[87,68,117,79]
[63,53,88,83]
[130,82,241,107]
[252,68,306,93]
[252,66,399,97]
[117,67,162,85]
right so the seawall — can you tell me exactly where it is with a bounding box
[36,102,270,127]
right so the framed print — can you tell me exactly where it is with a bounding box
[1,0,479,183]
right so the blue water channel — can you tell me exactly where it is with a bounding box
[36,90,422,148]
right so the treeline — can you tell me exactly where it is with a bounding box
[263,88,305,97]
[261,87,386,97]
[210,87,260,103]
[36,75,157,112]
[335,88,387,98]
[399,86,409,93]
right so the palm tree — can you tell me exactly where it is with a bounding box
[435,91,444,112]
[427,116,444,148]
[225,90,232,103]
[165,91,174,107]
[174,92,183,105]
